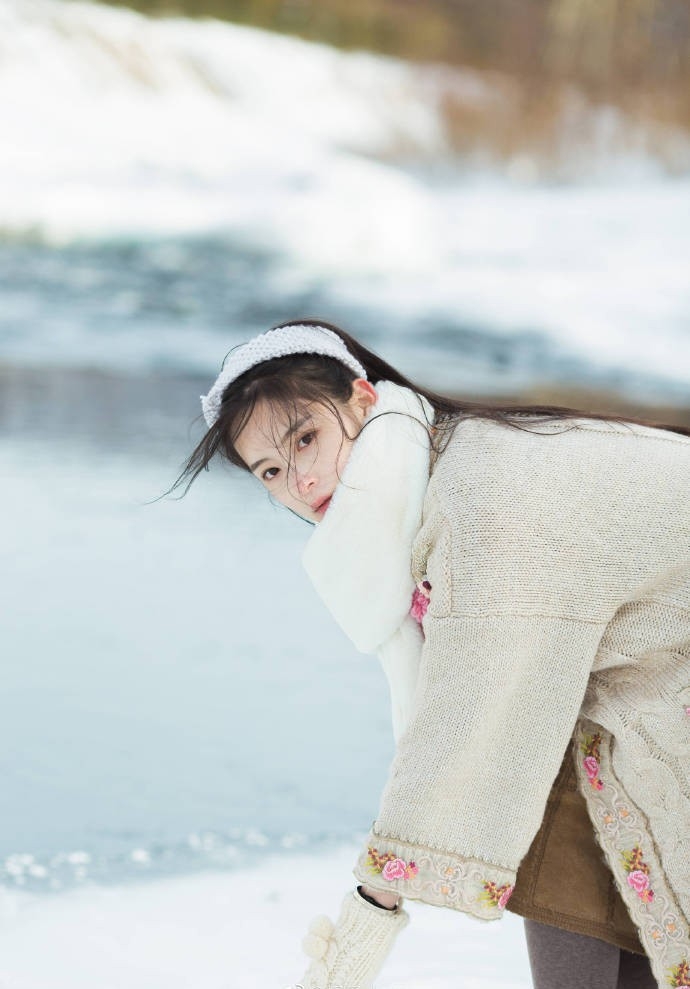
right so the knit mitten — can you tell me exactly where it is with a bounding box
[295,886,409,989]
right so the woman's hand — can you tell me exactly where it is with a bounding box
[359,884,400,910]
[294,885,409,989]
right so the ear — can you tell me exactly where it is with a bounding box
[349,378,378,419]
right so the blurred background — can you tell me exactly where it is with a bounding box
[1,1,689,985]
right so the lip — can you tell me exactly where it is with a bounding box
[313,496,332,515]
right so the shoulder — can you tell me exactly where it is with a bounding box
[435,413,690,458]
[414,415,690,622]
[428,414,690,507]
[420,413,690,577]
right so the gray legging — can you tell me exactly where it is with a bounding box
[524,919,658,989]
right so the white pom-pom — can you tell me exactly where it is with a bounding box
[302,932,329,959]
[308,915,335,938]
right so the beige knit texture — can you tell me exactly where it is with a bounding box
[352,416,690,982]
[296,888,409,989]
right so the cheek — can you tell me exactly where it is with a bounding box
[335,437,354,474]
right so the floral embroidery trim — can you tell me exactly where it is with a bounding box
[574,718,690,989]
[410,580,431,625]
[481,880,515,910]
[366,847,419,881]
[621,846,655,903]
[667,959,690,987]
[580,732,604,790]
[354,838,517,920]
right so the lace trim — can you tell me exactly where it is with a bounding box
[574,718,690,987]
[353,834,515,920]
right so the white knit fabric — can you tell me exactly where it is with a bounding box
[200,324,367,428]
[303,394,690,988]
[302,381,433,740]
[295,888,409,989]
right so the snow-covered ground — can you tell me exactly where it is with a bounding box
[0,844,533,989]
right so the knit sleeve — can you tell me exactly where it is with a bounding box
[351,447,611,918]
[352,608,607,918]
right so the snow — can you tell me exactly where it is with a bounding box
[0,845,533,988]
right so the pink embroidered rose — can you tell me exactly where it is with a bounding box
[410,581,431,624]
[381,857,408,881]
[583,756,600,780]
[498,885,515,909]
[627,870,650,894]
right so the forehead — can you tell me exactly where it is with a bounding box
[234,400,295,456]
[243,398,293,436]
[234,398,321,462]
[234,397,347,464]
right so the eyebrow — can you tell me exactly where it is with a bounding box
[249,417,309,473]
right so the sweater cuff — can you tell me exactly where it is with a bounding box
[353,832,517,920]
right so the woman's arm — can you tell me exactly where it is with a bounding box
[354,610,607,914]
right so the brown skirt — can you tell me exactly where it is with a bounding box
[505,741,645,955]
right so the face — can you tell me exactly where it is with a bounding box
[234,379,378,523]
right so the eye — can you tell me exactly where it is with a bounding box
[297,430,315,450]
[261,466,279,482]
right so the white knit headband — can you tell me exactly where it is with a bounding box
[200,324,368,428]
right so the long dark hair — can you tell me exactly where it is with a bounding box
[170,318,690,496]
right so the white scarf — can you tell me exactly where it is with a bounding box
[302,381,433,740]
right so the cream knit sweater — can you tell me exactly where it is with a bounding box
[305,388,690,988]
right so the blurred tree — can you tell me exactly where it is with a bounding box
[100,0,690,84]
[97,0,690,138]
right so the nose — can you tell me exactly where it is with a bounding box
[296,471,316,497]
[295,469,316,499]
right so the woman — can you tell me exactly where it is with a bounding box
[175,319,690,989]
